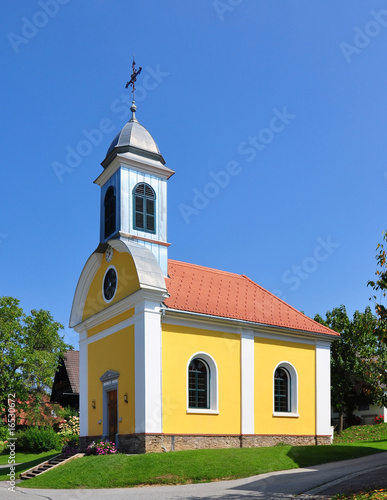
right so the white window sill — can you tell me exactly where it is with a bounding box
[273,412,299,418]
[186,409,219,415]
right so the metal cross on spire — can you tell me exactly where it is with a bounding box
[125,56,142,101]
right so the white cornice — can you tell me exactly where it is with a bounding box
[73,287,167,333]
[79,315,136,345]
[163,309,338,344]
[94,153,174,186]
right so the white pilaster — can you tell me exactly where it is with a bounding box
[315,341,331,436]
[134,297,162,433]
[241,332,255,434]
[79,335,88,436]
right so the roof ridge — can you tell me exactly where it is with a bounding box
[168,259,243,278]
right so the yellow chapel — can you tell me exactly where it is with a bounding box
[69,98,339,454]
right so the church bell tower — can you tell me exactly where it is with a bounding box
[94,64,174,276]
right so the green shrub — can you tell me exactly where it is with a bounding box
[16,426,60,452]
[0,441,8,453]
[58,415,79,446]
[58,406,79,420]
[0,425,9,441]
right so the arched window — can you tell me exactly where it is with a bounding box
[133,183,156,233]
[188,358,209,409]
[274,367,290,412]
[104,186,116,239]
[273,362,298,416]
[187,353,218,413]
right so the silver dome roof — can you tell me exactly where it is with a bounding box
[102,103,165,167]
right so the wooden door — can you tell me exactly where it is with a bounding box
[108,390,117,443]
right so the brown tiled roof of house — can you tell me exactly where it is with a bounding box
[164,260,339,338]
[64,350,79,394]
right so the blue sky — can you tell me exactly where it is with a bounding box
[1,1,387,346]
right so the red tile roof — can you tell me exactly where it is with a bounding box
[164,260,339,338]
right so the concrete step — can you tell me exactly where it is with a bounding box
[19,453,83,481]
[20,474,36,480]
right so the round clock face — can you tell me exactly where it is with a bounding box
[103,267,117,302]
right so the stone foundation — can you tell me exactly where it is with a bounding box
[111,433,331,453]
[315,435,333,445]
[241,434,316,447]
[163,434,242,452]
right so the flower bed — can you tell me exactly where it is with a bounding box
[86,440,117,455]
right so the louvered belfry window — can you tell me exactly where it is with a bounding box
[104,186,116,239]
[133,183,156,233]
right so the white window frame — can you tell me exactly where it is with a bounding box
[273,361,299,417]
[186,352,219,414]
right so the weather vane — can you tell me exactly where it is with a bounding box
[125,56,142,100]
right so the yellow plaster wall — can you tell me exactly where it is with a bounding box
[87,308,134,338]
[82,250,140,321]
[88,326,135,436]
[254,337,315,435]
[162,324,240,434]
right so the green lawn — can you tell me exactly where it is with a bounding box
[334,423,387,444]
[11,424,387,489]
[23,444,387,489]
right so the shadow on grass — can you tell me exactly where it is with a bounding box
[0,452,59,478]
[286,444,385,468]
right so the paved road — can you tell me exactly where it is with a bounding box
[1,452,386,500]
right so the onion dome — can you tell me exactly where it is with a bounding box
[102,102,165,167]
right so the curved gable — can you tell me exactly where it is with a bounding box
[82,248,140,322]
[70,238,166,328]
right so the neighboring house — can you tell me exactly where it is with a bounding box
[351,404,387,425]
[50,350,79,411]
[69,99,339,454]
[330,359,387,428]
[332,404,387,427]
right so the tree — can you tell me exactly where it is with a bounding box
[0,296,72,420]
[314,305,387,432]
[368,231,387,342]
